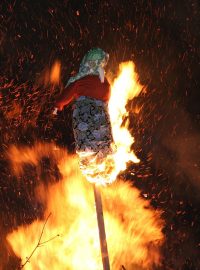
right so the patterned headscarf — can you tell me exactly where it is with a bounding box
[66,48,109,87]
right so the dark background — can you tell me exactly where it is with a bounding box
[0,0,200,269]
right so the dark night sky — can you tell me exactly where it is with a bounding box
[0,0,200,269]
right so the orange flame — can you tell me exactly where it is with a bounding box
[108,62,142,170]
[50,60,61,85]
[7,145,164,269]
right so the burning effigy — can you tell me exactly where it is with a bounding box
[6,53,164,270]
[54,48,115,184]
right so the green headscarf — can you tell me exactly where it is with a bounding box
[66,48,109,87]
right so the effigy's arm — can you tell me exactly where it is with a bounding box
[55,83,77,111]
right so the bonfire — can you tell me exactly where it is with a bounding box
[6,60,164,270]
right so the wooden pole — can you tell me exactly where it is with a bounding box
[93,184,110,270]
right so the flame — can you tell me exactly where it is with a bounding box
[42,60,61,86]
[6,61,164,269]
[108,61,142,171]
[50,60,61,85]
[7,144,164,269]
[81,61,142,184]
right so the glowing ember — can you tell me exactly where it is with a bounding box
[7,144,164,270]
[81,62,142,185]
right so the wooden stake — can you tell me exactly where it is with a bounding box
[93,184,111,270]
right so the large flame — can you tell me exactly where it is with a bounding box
[6,62,164,269]
[81,62,142,184]
[7,144,164,270]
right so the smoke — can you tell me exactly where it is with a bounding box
[166,133,200,188]
[152,108,200,194]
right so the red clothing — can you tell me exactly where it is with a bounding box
[55,75,110,110]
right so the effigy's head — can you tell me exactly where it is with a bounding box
[66,48,109,86]
[79,48,109,75]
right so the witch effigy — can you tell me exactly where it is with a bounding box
[54,48,115,184]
